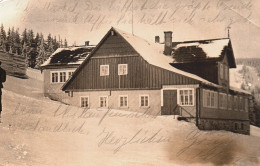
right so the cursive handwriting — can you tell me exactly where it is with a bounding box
[97,127,171,153]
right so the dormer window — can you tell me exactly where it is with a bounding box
[100,65,109,76]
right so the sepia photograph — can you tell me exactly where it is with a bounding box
[0,0,260,165]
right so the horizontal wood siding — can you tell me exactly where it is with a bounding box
[66,31,199,91]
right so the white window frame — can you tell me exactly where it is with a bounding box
[119,95,128,108]
[99,96,108,108]
[118,64,128,75]
[100,65,109,76]
[139,95,149,108]
[80,96,89,108]
[60,71,67,83]
[51,71,59,83]
[178,88,194,106]
[50,70,75,83]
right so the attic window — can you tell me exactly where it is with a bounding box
[111,30,115,36]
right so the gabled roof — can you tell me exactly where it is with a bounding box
[171,38,236,68]
[41,46,95,68]
[62,27,220,91]
[114,28,219,84]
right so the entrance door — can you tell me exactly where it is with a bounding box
[161,90,178,115]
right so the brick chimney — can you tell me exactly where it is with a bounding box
[164,31,172,56]
[155,36,160,43]
[85,41,90,46]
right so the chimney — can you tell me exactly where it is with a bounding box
[155,36,160,43]
[85,41,89,46]
[164,31,172,56]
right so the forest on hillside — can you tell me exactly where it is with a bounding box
[0,24,68,68]
[236,58,260,127]
[236,58,260,76]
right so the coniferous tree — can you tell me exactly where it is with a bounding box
[27,29,34,47]
[22,28,28,45]
[60,39,63,48]
[64,38,68,47]
[36,34,47,68]
[27,29,38,67]
[10,27,16,53]
[6,27,11,52]
[0,24,7,51]
[0,24,70,68]
[21,41,27,57]
[47,33,54,52]
[14,28,21,54]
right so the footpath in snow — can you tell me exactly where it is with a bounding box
[0,68,260,166]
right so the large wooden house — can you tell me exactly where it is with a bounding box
[40,44,95,102]
[61,27,251,134]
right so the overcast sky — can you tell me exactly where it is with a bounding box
[0,0,260,58]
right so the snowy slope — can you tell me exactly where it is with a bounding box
[230,65,259,92]
[0,68,260,165]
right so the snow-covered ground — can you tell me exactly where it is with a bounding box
[0,69,260,166]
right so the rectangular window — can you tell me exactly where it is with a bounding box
[118,64,128,75]
[51,70,75,83]
[225,66,229,80]
[245,98,248,112]
[60,72,67,82]
[100,65,109,76]
[211,92,215,107]
[206,91,211,107]
[241,123,244,130]
[51,72,58,83]
[68,71,74,78]
[240,97,244,111]
[228,95,232,110]
[234,96,238,111]
[140,95,149,107]
[203,90,218,108]
[220,63,223,79]
[119,95,128,107]
[179,89,194,106]
[99,96,108,108]
[219,93,227,109]
[80,97,89,108]
[235,123,238,130]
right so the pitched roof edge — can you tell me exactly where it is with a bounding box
[61,27,115,91]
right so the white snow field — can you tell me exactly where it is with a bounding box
[0,69,260,166]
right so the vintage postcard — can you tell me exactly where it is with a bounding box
[0,0,260,165]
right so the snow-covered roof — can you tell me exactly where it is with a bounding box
[171,38,230,64]
[113,28,217,86]
[173,39,230,58]
[229,86,251,95]
[41,46,95,67]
